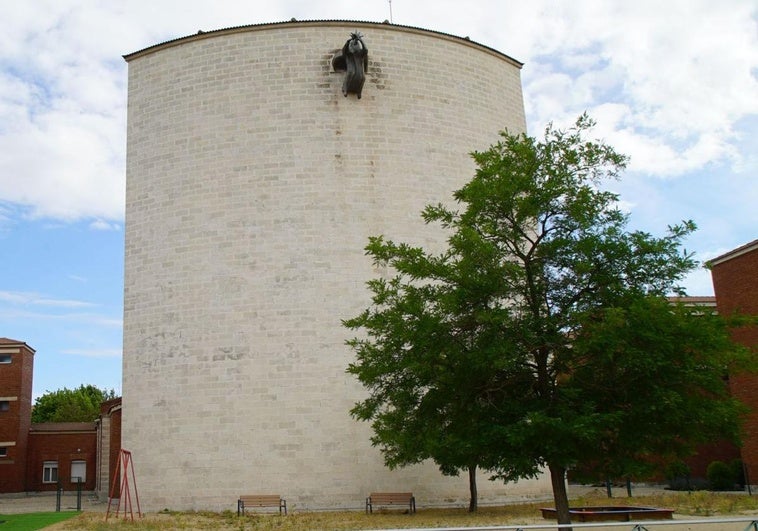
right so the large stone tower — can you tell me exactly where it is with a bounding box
[122,20,547,511]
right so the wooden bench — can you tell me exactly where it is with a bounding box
[366,492,416,514]
[237,494,287,515]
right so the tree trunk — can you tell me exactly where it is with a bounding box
[468,464,478,512]
[549,463,572,529]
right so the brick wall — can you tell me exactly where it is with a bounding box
[96,398,122,498]
[684,440,740,480]
[0,340,34,492]
[711,241,758,484]
[26,424,97,492]
[108,407,121,496]
[0,340,116,495]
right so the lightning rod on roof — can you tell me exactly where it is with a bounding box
[389,0,393,23]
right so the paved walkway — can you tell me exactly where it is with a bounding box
[0,491,109,515]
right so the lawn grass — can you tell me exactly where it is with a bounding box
[0,511,79,531]
[39,491,758,530]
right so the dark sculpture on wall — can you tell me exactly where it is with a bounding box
[332,32,368,99]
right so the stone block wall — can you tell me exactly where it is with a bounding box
[123,21,548,511]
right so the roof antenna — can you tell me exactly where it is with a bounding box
[388,0,393,23]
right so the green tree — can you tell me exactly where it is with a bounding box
[564,296,747,487]
[31,384,117,423]
[345,247,531,510]
[346,115,749,525]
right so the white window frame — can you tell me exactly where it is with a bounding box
[43,461,58,483]
[0,447,7,457]
[70,460,86,483]
[0,354,10,363]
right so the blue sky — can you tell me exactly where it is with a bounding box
[1,0,756,399]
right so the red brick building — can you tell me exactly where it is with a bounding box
[0,338,34,492]
[96,397,122,497]
[25,422,97,491]
[667,297,742,479]
[710,239,758,486]
[0,337,121,495]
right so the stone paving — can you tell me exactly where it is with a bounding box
[0,491,108,515]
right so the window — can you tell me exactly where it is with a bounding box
[71,460,86,483]
[0,401,9,412]
[0,354,10,363]
[43,461,58,483]
[0,447,7,457]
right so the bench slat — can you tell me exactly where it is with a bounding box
[239,495,282,504]
[370,493,412,502]
[366,492,416,514]
[237,494,287,515]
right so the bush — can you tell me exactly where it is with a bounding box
[707,460,736,491]
[667,476,709,491]
[666,461,695,491]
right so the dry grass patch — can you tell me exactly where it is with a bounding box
[46,492,758,530]
[570,490,758,517]
[45,506,546,531]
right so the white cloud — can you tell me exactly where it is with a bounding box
[517,0,758,177]
[0,290,96,308]
[0,306,122,327]
[0,0,755,228]
[0,291,29,304]
[34,298,98,309]
[89,219,121,231]
[0,102,125,220]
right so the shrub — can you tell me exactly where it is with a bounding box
[707,460,736,491]
[666,461,693,491]
[667,476,709,491]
